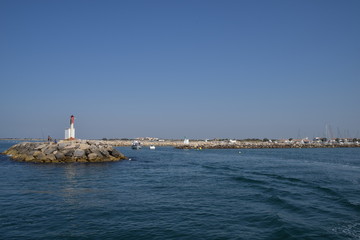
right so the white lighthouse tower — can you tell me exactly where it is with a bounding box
[65,115,76,140]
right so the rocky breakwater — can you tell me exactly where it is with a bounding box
[2,140,127,163]
[176,142,360,149]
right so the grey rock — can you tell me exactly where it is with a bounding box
[64,144,76,150]
[79,143,90,150]
[55,151,65,159]
[27,150,35,156]
[74,149,85,157]
[89,145,102,155]
[84,148,91,155]
[36,152,46,160]
[110,148,123,158]
[25,155,35,161]
[87,153,99,161]
[17,145,30,154]
[35,144,47,150]
[32,150,41,157]
[43,146,57,155]
[58,142,70,150]
[46,154,56,161]
[99,149,110,157]
[63,149,74,157]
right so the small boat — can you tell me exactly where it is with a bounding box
[131,141,142,150]
[149,145,155,150]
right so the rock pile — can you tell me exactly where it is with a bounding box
[2,140,127,163]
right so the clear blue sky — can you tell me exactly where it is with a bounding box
[1,0,359,139]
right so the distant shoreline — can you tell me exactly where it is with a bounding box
[1,139,359,149]
[106,140,360,149]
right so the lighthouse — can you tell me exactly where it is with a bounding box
[65,115,76,140]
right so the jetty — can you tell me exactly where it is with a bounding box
[88,139,360,149]
[2,140,127,163]
[175,142,360,149]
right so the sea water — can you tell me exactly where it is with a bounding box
[0,141,360,239]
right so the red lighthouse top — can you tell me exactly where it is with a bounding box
[70,115,75,125]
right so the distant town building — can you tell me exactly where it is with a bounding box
[136,137,160,141]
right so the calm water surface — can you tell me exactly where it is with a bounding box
[0,141,360,239]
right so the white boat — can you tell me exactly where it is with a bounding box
[131,141,142,150]
[149,145,156,150]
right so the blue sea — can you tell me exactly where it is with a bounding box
[1,141,360,240]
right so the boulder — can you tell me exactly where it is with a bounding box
[64,144,76,150]
[58,142,69,150]
[33,151,42,157]
[99,148,110,157]
[17,144,31,154]
[87,153,99,161]
[84,148,91,155]
[79,143,90,150]
[43,145,57,155]
[74,149,85,158]
[35,144,47,150]
[63,149,74,157]
[89,145,102,156]
[25,155,35,161]
[55,151,65,160]
[110,148,123,158]
[36,152,47,160]
[46,154,56,161]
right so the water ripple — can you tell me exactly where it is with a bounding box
[1,146,360,239]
